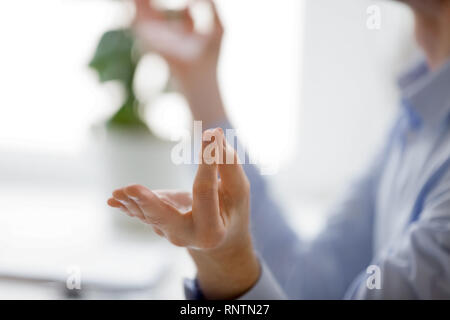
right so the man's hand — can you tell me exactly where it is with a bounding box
[133,0,227,126]
[107,128,260,299]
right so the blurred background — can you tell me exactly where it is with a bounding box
[0,0,417,299]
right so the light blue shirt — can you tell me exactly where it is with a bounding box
[185,59,450,300]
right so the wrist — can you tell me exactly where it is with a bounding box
[188,237,260,300]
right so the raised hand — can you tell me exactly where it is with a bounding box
[133,0,223,79]
[132,0,227,126]
[107,128,259,299]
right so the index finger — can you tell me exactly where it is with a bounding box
[124,184,194,240]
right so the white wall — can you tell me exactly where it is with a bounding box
[0,0,134,154]
[271,0,418,237]
[218,0,303,169]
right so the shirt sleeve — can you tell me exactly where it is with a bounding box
[232,118,387,299]
[247,162,382,299]
[237,259,287,300]
[184,259,287,300]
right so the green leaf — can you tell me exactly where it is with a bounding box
[107,96,149,131]
[89,29,136,86]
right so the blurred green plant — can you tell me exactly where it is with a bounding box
[90,5,185,132]
[90,28,149,131]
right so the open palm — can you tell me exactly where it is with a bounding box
[107,128,250,250]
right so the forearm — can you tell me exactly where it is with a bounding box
[188,235,260,300]
[178,72,228,128]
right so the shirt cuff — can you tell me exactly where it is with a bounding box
[237,260,287,300]
[183,259,287,300]
[184,278,205,300]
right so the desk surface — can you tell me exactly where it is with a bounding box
[0,145,195,299]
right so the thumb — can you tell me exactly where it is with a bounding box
[192,128,225,247]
